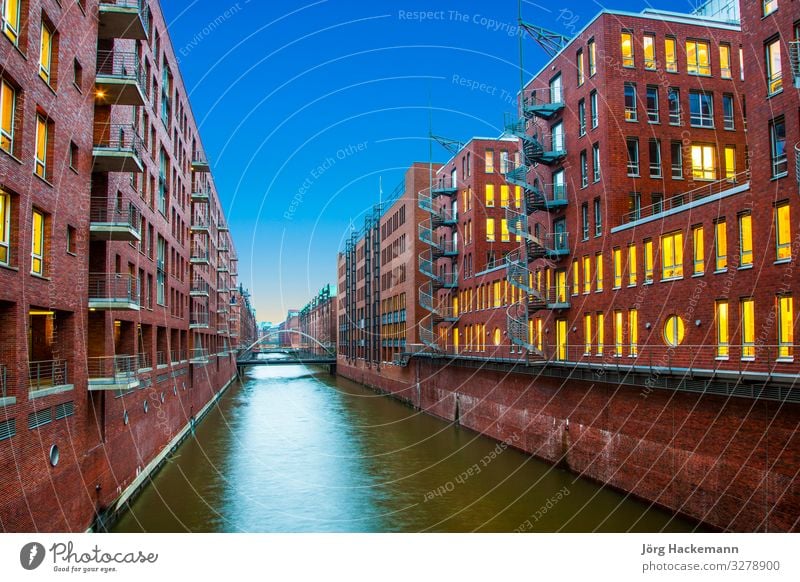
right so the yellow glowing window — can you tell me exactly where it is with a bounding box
[35,116,48,178]
[514,185,521,209]
[583,256,591,294]
[644,239,653,282]
[664,315,685,347]
[665,37,677,72]
[614,311,623,356]
[621,31,634,67]
[716,300,729,357]
[715,221,727,271]
[501,219,510,242]
[493,281,501,307]
[662,231,684,279]
[536,318,543,352]
[720,44,732,79]
[643,34,655,70]
[595,253,603,291]
[577,49,584,85]
[39,22,53,84]
[453,328,459,352]
[545,269,551,298]
[725,146,736,180]
[452,296,459,317]
[485,184,495,207]
[556,319,567,360]
[629,309,638,356]
[2,0,20,44]
[776,203,791,260]
[462,190,468,213]
[741,298,755,359]
[500,185,510,208]
[588,39,596,76]
[486,218,495,242]
[485,150,494,173]
[572,260,579,295]
[687,40,711,76]
[693,226,704,274]
[613,248,622,288]
[777,296,794,359]
[31,209,44,276]
[583,314,592,354]
[763,0,778,16]
[691,144,716,180]
[628,245,637,286]
[555,270,566,303]
[493,327,501,347]
[0,191,9,265]
[528,319,534,347]
[739,214,753,267]
[596,312,604,355]
[766,39,782,95]
[0,79,15,153]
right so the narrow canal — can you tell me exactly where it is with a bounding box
[113,365,703,532]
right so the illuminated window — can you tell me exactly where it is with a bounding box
[577,49,584,85]
[614,311,623,356]
[643,34,655,70]
[629,309,638,356]
[2,0,20,44]
[584,313,592,355]
[628,245,637,286]
[0,78,15,153]
[486,218,495,242]
[739,213,753,267]
[663,315,685,347]
[777,295,794,359]
[644,239,653,282]
[39,22,53,84]
[485,149,494,173]
[661,231,683,279]
[595,253,603,292]
[453,328,459,352]
[493,281,501,308]
[624,83,637,121]
[556,319,567,360]
[536,318,543,352]
[763,0,778,16]
[691,144,716,180]
[621,31,634,67]
[766,38,782,95]
[724,146,736,180]
[613,248,622,288]
[485,184,495,207]
[31,209,45,276]
[500,185,510,208]
[583,256,591,294]
[716,300,729,357]
[0,190,9,265]
[776,202,791,260]
[555,270,567,303]
[692,225,704,275]
[500,219,510,243]
[493,327,501,347]
[588,39,596,76]
[514,185,521,209]
[715,220,727,271]
[741,298,755,359]
[720,44,731,79]
[686,40,711,76]
[35,116,48,179]
[665,37,677,72]
[572,260,579,295]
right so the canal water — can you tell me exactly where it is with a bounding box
[113,365,703,532]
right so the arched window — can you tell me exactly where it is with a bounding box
[663,315,685,347]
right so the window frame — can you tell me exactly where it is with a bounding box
[624,82,637,121]
[0,190,10,266]
[665,37,678,72]
[39,20,54,85]
[621,30,634,68]
[643,33,656,70]
[0,78,15,154]
[765,37,782,95]
[686,39,711,76]
[31,208,45,276]
[34,115,48,179]
[661,231,684,280]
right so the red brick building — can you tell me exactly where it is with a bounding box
[0,0,250,532]
[298,284,336,355]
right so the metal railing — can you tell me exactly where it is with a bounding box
[190,278,210,295]
[99,0,151,32]
[87,355,137,384]
[790,41,800,88]
[136,352,151,371]
[620,170,749,224]
[191,184,211,201]
[170,349,187,363]
[431,174,458,195]
[191,211,210,230]
[418,220,457,255]
[190,241,209,262]
[190,312,210,327]
[418,190,457,225]
[93,123,143,157]
[795,143,800,186]
[88,273,140,304]
[156,351,168,367]
[419,281,457,321]
[507,301,536,353]
[29,360,68,391]
[96,49,144,86]
[0,364,7,398]
[189,348,209,362]
[90,197,141,230]
[419,251,458,288]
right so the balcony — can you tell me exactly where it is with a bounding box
[503,113,566,166]
[95,50,146,106]
[522,87,564,120]
[191,184,211,203]
[217,261,229,273]
[506,302,542,356]
[191,157,210,173]
[503,166,568,211]
[191,212,210,233]
[90,197,141,242]
[190,312,210,329]
[88,355,139,391]
[419,281,458,323]
[418,191,457,228]
[790,41,800,89]
[189,348,210,364]
[190,278,210,297]
[88,273,140,310]
[217,326,229,335]
[218,241,229,253]
[419,315,442,352]
[92,123,143,173]
[505,209,568,260]
[170,350,187,364]
[156,351,169,368]
[431,175,458,197]
[418,220,458,257]
[28,360,70,394]
[190,241,210,265]
[98,0,149,40]
[419,250,458,289]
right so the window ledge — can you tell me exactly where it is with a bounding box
[776,357,794,363]
[661,276,683,283]
[0,263,19,273]
[30,272,51,281]
[692,272,704,278]
[0,396,15,407]
[738,264,753,271]
[713,269,728,275]
[767,88,784,99]
[29,384,74,400]
[33,173,53,188]
[774,258,792,265]
[715,356,730,361]
[741,357,755,362]
[0,147,22,164]
[770,173,788,181]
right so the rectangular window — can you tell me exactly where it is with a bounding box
[34,116,48,179]
[500,185,510,208]
[31,209,45,276]
[725,145,736,180]
[581,203,589,240]
[662,231,683,279]
[643,34,655,70]
[776,202,791,260]
[501,218,510,242]
[572,260,579,295]
[592,143,600,182]
[665,37,677,72]
[499,151,508,174]
[720,44,732,79]
[577,49,585,85]
[485,149,494,173]
[770,117,787,177]
[580,150,588,187]
[649,139,662,178]
[652,193,663,214]
[590,91,598,128]
[644,239,654,282]
[621,31,634,67]
[555,270,567,303]
[716,300,729,357]
[626,138,639,176]
[0,190,9,265]
[629,309,638,356]
[687,39,711,76]
[584,313,592,355]
[777,295,794,359]
[578,99,586,136]
[588,39,596,76]
[628,244,637,286]
[39,22,53,84]
[671,141,683,178]
[486,218,495,242]
[514,185,521,209]
[66,225,76,254]
[689,91,713,127]
[583,256,591,294]
[646,86,659,123]
[763,0,778,16]
[596,312,605,355]
[715,220,727,271]
[722,94,735,130]
[614,311,624,356]
[2,0,20,44]
[485,184,495,207]
[0,78,15,153]
[624,83,637,121]
[629,192,641,221]
[691,143,716,180]
[693,225,704,275]
[766,38,782,95]
[595,253,604,292]
[741,298,755,359]
[739,213,753,267]
[613,248,622,288]
[668,87,681,125]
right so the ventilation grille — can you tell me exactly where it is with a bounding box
[28,408,52,430]
[55,401,75,420]
[0,419,15,441]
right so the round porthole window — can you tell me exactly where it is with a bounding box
[493,328,502,346]
[123,410,129,425]
[664,315,685,347]
[143,400,149,414]
[49,445,60,467]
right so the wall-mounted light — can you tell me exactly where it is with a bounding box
[695,319,702,327]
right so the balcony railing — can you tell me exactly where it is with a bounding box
[192,157,210,172]
[419,251,458,288]
[431,175,458,197]
[89,197,141,242]
[189,348,210,364]
[98,0,149,40]
[191,212,210,232]
[419,281,458,323]
[191,184,211,202]
[190,312,210,329]
[190,241,210,264]
[95,49,145,106]
[791,41,800,88]
[522,86,565,120]
[88,355,139,391]
[795,143,800,187]
[92,123,144,173]
[29,360,68,392]
[88,273,140,310]
[156,351,169,367]
[136,352,151,371]
[418,191,457,227]
[190,278,210,296]
[170,349,187,363]
[418,220,458,257]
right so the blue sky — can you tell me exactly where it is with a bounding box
[162,0,695,323]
